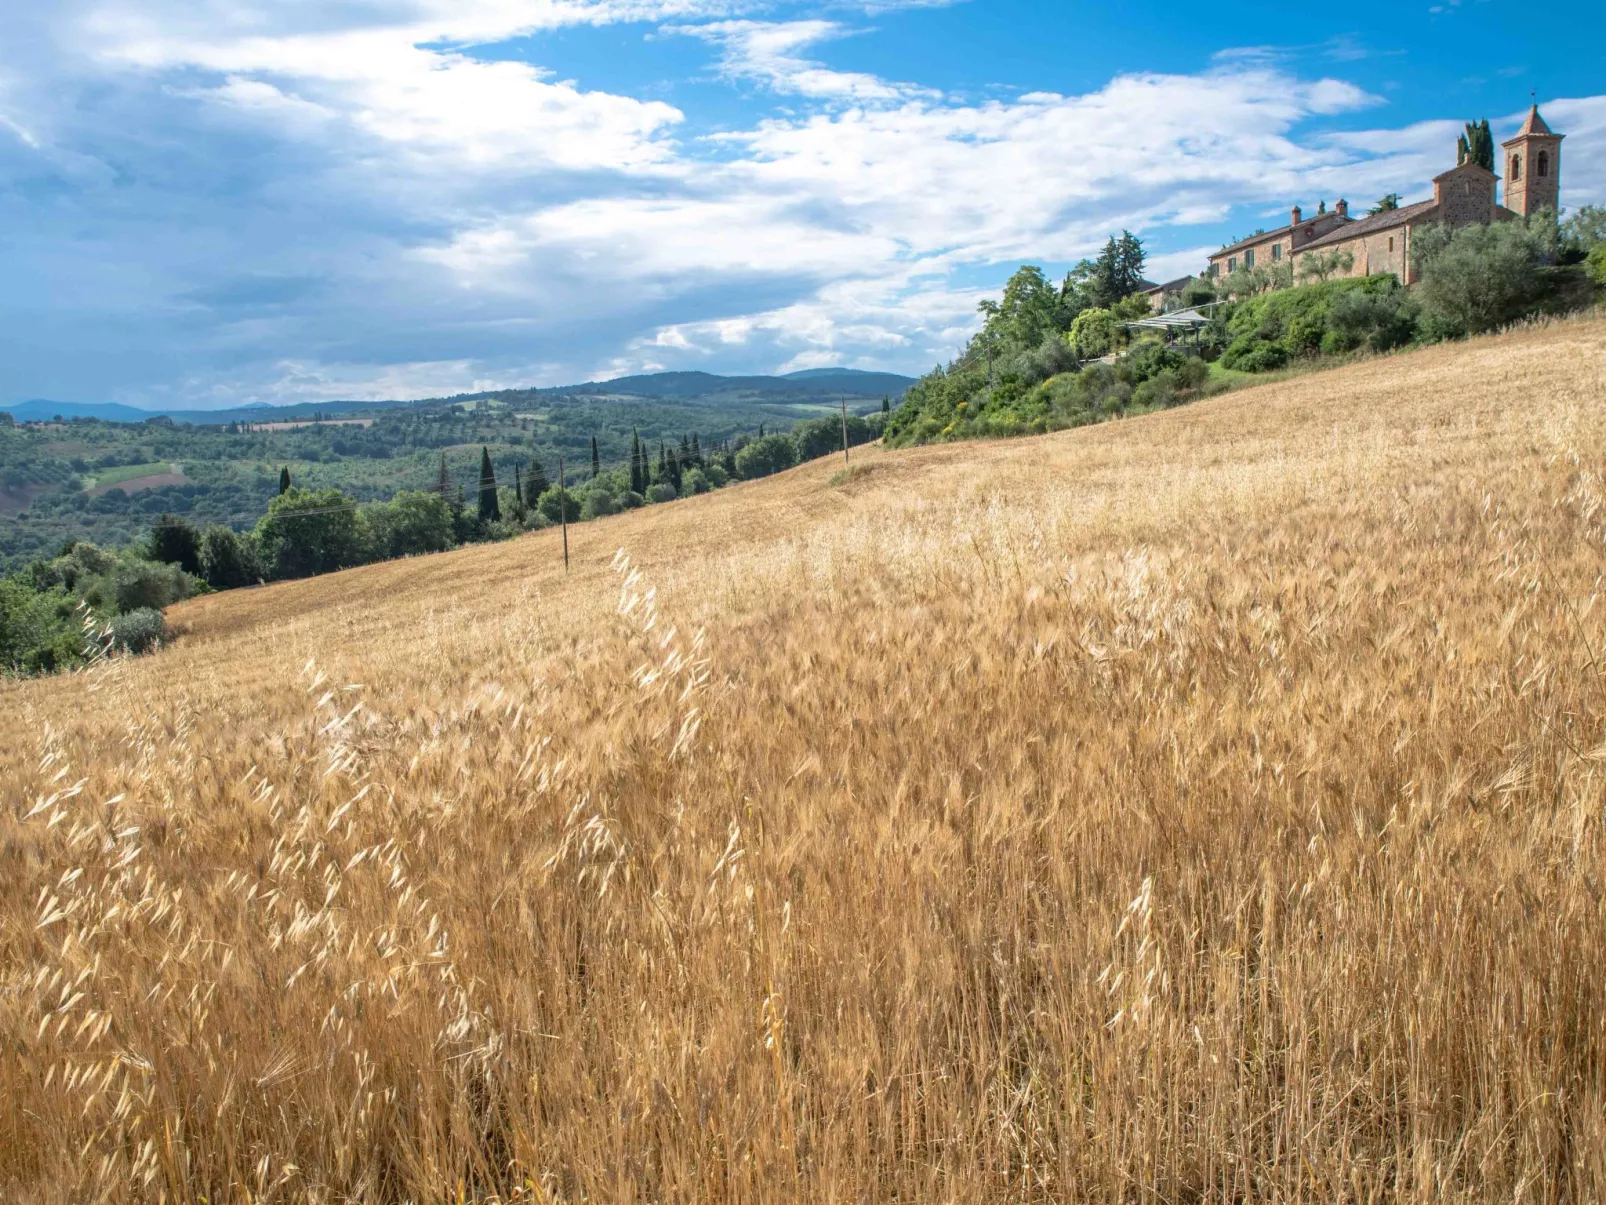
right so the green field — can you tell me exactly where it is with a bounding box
[86,461,177,489]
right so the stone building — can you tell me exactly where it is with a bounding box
[1202,104,1562,289]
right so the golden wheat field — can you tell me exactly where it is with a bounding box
[5,318,1606,1202]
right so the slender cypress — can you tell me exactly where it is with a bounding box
[478,446,500,522]
[526,457,550,499]
[591,435,601,479]
[279,466,291,495]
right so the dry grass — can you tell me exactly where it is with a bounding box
[6,318,1606,1202]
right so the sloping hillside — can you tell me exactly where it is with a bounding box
[6,317,1606,1201]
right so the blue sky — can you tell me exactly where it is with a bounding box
[1,0,1601,408]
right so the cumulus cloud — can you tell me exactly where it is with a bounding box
[0,1,1599,406]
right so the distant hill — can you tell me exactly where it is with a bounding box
[528,368,915,401]
[6,398,400,426]
[5,369,914,428]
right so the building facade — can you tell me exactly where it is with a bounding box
[1201,104,1562,291]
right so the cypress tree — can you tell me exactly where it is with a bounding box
[478,446,500,522]
[591,435,601,479]
[526,458,550,499]
[279,466,291,495]
[657,441,667,483]
[882,396,890,414]
[435,452,451,498]
[514,465,524,507]
[691,432,701,460]
[630,430,644,494]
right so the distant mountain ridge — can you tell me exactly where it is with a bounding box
[4,368,914,426]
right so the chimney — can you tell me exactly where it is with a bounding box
[1335,198,1349,218]
[1291,205,1302,225]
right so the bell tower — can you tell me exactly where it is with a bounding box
[1501,104,1563,218]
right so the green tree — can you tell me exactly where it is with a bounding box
[477,447,500,522]
[526,458,550,500]
[536,485,580,523]
[278,466,291,495]
[148,513,202,575]
[199,525,261,590]
[1091,231,1147,308]
[591,436,601,479]
[1456,119,1494,171]
[255,487,365,580]
[366,491,455,560]
[734,433,799,480]
[1412,219,1548,337]
[1370,193,1402,215]
[1560,205,1606,262]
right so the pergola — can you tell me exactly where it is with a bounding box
[1122,308,1212,334]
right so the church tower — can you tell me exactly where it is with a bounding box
[1501,105,1563,218]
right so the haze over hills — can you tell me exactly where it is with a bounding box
[6,368,914,426]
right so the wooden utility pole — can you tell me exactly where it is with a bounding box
[558,457,570,575]
[839,398,851,467]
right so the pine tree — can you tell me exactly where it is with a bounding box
[478,446,500,522]
[882,396,890,414]
[591,435,601,479]
[279,466,291,495]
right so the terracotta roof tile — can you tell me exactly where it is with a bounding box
[1296,198,1438,253]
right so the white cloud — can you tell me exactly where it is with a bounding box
[0,1,1600,405]
[669,19,932,101]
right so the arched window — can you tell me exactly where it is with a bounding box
[1510,154,1522,181]
[1537,150,1550,178]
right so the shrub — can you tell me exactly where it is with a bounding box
[1412,219,1548,338]
[1221,276,1402,371]
[113,560,192,612]
[703,463,729,489]
[581,489,619,520]
[646,483,678,504]
[1588,244,1606,289]
[619,491,645,510]
[682,468,710,495]
[109,607,167,655]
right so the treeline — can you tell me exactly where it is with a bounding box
[0,411,887,677]
[886,206,1605,447]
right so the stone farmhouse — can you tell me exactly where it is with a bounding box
[1200,104,1563,290]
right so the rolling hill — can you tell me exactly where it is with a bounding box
[4,368,914,426]
[5,317,1606,1200]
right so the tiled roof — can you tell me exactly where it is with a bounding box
[1509,105,1556,140]
[1140,275,1195,294]
[1214,222,1298,258]
[1296,198,1437,253]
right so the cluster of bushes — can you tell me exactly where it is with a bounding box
[887,335,1217,445]
[1218,275,1419,371]
[0,540,190,675]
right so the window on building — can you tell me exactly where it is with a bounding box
[1245,249,1255,269]
[1538,151,1549,178]
[1511,154,1522,182]
[1271,244,1282,260]
[1388,236,1394,252]
[1227,257,1237,273]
